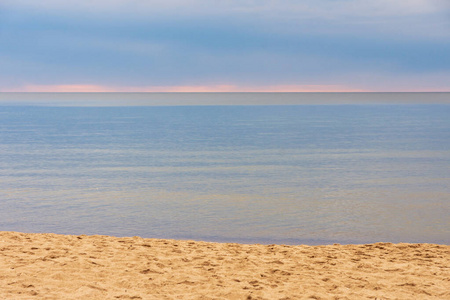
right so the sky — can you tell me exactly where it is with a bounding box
[0,0,449,92]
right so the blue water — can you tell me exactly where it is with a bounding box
[0,104,449,244]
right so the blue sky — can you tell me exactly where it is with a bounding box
[1,0,449,92]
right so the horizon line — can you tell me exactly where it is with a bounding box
[1,84,449,93]
[2,91,450,94]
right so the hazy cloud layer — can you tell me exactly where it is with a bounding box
[1,0,449,91]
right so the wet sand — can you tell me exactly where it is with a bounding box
[1,231,449,299]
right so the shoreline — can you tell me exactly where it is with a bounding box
[1,231,449,299]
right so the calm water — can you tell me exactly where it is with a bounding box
[0,102,449,244]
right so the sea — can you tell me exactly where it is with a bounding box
[0,93,449,245]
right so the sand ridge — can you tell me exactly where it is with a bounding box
[0,231,449,299]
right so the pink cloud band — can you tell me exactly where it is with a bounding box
[1,84,369,93]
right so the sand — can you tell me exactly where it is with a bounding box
[0,231,449,299]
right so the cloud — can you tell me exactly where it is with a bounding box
[3,76,450,93]
[1,0,449,92]
[3,0,445,15]
[3,1,448,43]
[4,0,448,30]
[6,84,116,92]
[1,83,368,93]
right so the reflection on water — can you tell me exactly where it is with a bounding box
[0,104,449,244]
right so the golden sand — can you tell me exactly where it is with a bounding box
[0,231,449,299]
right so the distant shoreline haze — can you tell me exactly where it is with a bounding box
[0,92,449,106]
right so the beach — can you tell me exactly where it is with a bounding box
[1,231,448,299]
